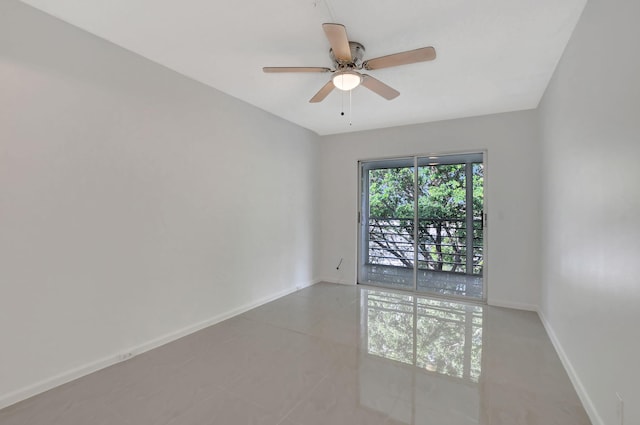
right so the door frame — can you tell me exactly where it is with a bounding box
[356,149,489,303]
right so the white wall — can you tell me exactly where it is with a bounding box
[318,110,541,309]
[6,0,636,421]
[538,0,640,424]
[0,0,319,407]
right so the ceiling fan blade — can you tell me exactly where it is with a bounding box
[263,67,331,73]
[309,80,335,103]
[361,74,400,100]
[364,47,436,70]
[322,23,352,62]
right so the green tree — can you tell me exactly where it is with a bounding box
[367,163,483,274]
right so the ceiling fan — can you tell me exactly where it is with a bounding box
[263,23,436,103]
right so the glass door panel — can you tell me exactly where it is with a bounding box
[359,158,416,290]
[416,156,483,299]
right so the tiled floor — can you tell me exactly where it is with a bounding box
[0,282,591,425]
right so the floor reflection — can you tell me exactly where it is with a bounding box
[358,289,484,424]
[361,289,483,382]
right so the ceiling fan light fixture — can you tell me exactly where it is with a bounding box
[332,70,362,91]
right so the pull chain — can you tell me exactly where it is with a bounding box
[349,89,352,126]
[338,86,353,126]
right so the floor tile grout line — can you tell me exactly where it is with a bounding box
[274,374,331,425]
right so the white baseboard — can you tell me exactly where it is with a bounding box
[296,278,322,290]
[318,277,354,286]
[0,351,124,411]
[488,298,538,312]
[536,308,604,425]
[0,280,318,411]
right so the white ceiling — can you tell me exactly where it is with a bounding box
[19,0,586,135]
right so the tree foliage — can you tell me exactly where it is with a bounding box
[367,163,484,274]
[369,164,483,220]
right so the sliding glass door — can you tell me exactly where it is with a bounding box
[358,153,485,300]
[359,157,416,290]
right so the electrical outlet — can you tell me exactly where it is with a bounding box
[616,392,624,425]
[118,352,133,362]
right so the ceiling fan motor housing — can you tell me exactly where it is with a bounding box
[330,41,365,68]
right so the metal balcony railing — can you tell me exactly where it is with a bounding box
[367,217,483,275]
